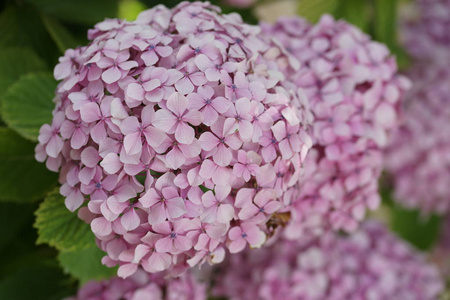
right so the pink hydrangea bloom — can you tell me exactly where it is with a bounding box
[400,0,450,61]
[65,269,206,300]
[261,15,410,236]
[213,221,444,300]
[385,63,450,214]
[35,1,312,277]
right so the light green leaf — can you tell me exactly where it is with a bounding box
[297,0,338,23]
[41,13,79,53]
[0,47,47,96]
[119,0,146,21]
[29,0,119,25]
[0,128,57,203]
[1,73,56,141]
[59,246,117,284]
[35,188,93,251]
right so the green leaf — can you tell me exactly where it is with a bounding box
[381,188,443,250]
[29,0,119,25]
[0,4,59,66]
[35,188,93,251]
[41,13,79,53]
[0,264,74,300]
[59,246,117,284]
[1,73,56,141]
[119,0,146,21]
[390,203,442,250]
[297,0,338,23]
[334,0,371,33]
[0,203,35,251]
[0,128,57,203]
[373,0,398,49]
[0,47,47,97]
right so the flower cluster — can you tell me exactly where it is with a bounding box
[400,0,450,61]
[385,63,450,214]
[35,1,312,277]
[212,221,444,300]
[66,269,206,300]
[261,15,410,235]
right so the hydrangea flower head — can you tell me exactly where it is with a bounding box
[213,221,444,300]
[385,63,450,214]
[66,269,206,300]
[401,0,450,60]
[35,1,312,277]
[261,15,410,236]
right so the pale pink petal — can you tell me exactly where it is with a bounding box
[100,153,122,174]
[153,109,177,132]
[155,237,174,253]
[166,197,187,219]
[166,92,188,116]
[173,236,192,253]
[121,209,140,231]
[120,116,140,135]
[80,102,101,123]
[91,217,112,236]
[229,238,246,253]
[123,132,142,155]
[102,66,122,84]
[175,122,195,144]
[117,263,138,278]
[198,132,219,151]
[148,203,167,225]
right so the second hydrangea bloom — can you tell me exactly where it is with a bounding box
[261,15,410,236]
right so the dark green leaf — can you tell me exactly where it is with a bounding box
[0,128,57,203]
[390,203,442,250]
[0,264,74,300]
[41,13,79,53]
[297,0,338,23]
[1,73,56,141]
[0,47,47,97]
[0,4,59,66]
[0,203,35,251]
[59,246,117,284]
[28,0,119,25]
[35,188,93,251]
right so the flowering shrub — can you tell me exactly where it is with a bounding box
[213,221,444,300]
[66,269,206,300]
[35,1,312,277]
[385,63,450,214]
[261,15,410,236]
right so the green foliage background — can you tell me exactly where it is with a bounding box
[0,0,442,298]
